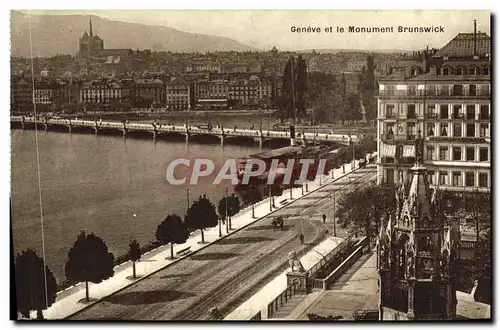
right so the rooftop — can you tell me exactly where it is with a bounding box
[435,32,491,58]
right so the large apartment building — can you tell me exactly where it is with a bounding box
[377,24,491,192]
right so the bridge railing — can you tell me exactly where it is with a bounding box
[11,117,361,143]
[266,282,298,318]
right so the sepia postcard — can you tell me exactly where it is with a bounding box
[10,10,491,321]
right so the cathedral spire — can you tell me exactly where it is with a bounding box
[89,16,93,38]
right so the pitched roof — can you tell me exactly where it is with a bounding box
[435,32,491,57]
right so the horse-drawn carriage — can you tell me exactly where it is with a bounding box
[272,216,285,230]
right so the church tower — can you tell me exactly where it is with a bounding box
[89,16,93,58]
[377,131,458,320]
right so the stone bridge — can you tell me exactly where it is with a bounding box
[11,116,361,147]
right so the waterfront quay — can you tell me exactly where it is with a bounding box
[11,116,361,146]
[66,167,377,320]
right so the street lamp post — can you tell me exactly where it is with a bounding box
[333,190,337,237]
[269,185,273,211]
[219,215,222,237]
[351,135,355,170]
[225,187,229,233]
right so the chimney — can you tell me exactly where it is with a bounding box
[474,20,477,56]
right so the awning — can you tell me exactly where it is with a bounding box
[380,144,396,157]
[403,145,415,158]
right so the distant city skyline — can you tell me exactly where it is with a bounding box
[26,10,490,52]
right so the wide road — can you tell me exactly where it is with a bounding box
[69,166,377,320]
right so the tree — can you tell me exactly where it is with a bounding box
[464,191,491,243]
[280,55,308,122]
[65,231,115,302]
[127,239,141,279]
[184,195,218,243]
[359,55,377,124]
[218,194,242,230]
[335,184,397,240]
[15,249,57,320]
[474,228,491,304]
[346,93,363,124]
[156,214,189,259]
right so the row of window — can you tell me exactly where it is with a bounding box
[385,169,489,188]
[382,103,490,120]
[429,104,489,120]
[380,83,490,97]
[81,92,121,97]
[426,122,490,138]
[439,66,489,76]
[426,145,489,162]
[167,88,190,93]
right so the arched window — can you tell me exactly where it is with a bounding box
[468,67,477,75]
[442,67,449,75]
[484,67,490,75]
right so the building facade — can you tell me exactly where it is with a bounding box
[80,80,123,104]
[11,78,32,111]
[377,28,491,192]
[133,78,165,108]
[166,79,192,110]
[193,79,228,110]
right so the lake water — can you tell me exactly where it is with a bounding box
[10,129,265,282]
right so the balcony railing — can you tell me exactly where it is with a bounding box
[379,90,425,97]
[479,114,490,120]
[382,134,416,141]
[426,113,438,119]
[424,90,490,98]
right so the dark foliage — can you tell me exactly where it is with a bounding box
[217,194,241,219]
[184,195,218,243]
[127,239,142,278]
[15,249,57,319]
[156,214,189,259]
[336,184,397,239]
[65,231,114,301]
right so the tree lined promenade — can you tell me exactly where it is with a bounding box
[14,156,372,320]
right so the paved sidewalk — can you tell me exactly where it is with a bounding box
[30,154,374,320]
[224,236,345,320]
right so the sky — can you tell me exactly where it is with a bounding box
[27,10,491,51]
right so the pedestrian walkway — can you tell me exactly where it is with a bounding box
[295,251,378,320]
[31,155,374,320]
[224,236,345,320]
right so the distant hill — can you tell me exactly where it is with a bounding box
[10,11,258,58]
[296,48,413,54]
